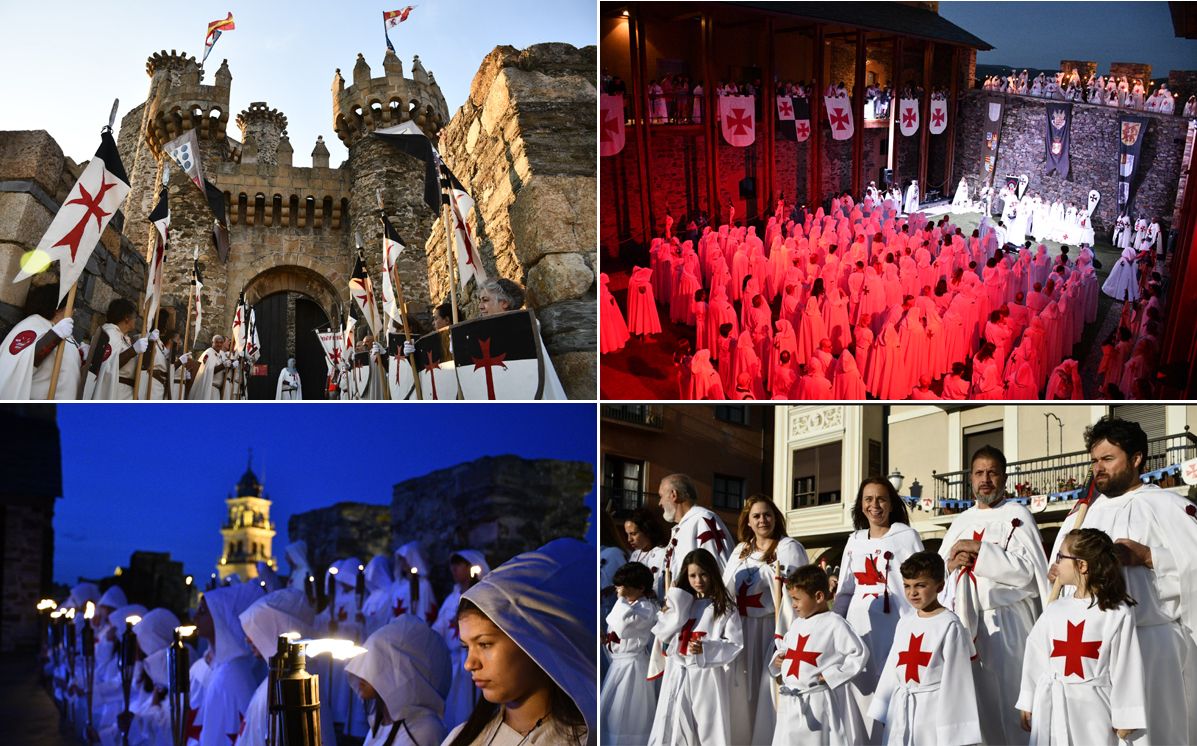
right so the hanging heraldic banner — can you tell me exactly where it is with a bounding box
[981,96,1004,186]
[1117,115,1149,217]
[1045,102,1072,177]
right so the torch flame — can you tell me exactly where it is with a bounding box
[299,638,368,660]
[126,615,142,627]
[329,566,339,575]
[470,565,482,578]
[175,625,197,637]
[37,599,58,611]
[84,601,95,620]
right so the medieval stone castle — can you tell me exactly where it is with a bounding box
[1,42,596,397]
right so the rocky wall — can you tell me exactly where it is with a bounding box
[286,502,392,574]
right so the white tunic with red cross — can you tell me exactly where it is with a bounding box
[868,609,981,746]
[664,506,733,581]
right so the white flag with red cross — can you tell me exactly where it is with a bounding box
[719,95,756,147]
[600,94,625,157]
[929,98,948,135]
[823,96,854,141]
[899,98,920,136]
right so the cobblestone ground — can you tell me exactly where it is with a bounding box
[0,654,79,746]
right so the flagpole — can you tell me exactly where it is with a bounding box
[438,164,461,323]
[377,197,423,400]
[45,285,78,400]
[178,280,195,400]
[132,168,170,400]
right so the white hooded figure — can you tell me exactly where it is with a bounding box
[903,180,919,214]
[443,538,594,746]
[108,608,182,746]
[284,541,312,591]
[389,542,438,625]
[319,558,367,738]
[430,549,492,731]
[197,582,266,746]
[361,556,396,637]
[92,604,149,744]
[346,615,453,746]
[951,177,969,213]
[235,588,336,746]
[275,358,302,400]
[255,562,284,593]
[188,336,233,400]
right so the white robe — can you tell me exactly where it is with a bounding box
[1101,248,1139,301]
[630,546,668,600]
[198,583,267,746]
[600,596,660,745]
[275,367,302,400]
[721,538,811,745]
[868,609,981,746]
[136,341,177,400]
[1048,483,1197,746]
[647,588,744,746]
[951,180,969,213]
[1015,598,1146,746]
[85,323,134,400]
[832,523,924,741]
[904,184,919,215]
[430,549,491,732]
[665,507,734,580]
[768,611,869,745]
[188,347,229,400]
[937,500,1050,746]
[0,314,82,400]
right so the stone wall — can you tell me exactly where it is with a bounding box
[1168,69,1197,108]
[952,90,1189,234]
[287,502,392,574]
[1060,60,1097,80]
[0,131,148,343]
[1110,62,1151,83]
[427,43,596,399]
[391,455,593,599]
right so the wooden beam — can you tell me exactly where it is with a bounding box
[628,6,653,243]
[852,29,866,196]
[918,40,932,203]
[945,46,960,193]
[811,24,824,209]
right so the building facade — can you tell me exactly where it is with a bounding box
[218,453,276,581]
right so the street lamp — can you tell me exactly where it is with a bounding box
[887,469,904,493]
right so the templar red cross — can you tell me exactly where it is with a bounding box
[471,338,508,400]
[829,108,849,130]
[736,579,765,617]
[228,712,246,743]
[795,121,810,139]
[1051,620,1101,677]
[424,348,440,400]
[101,344,112,362]
[604,630,621,648]
[184,706,202,740]
[54,173,117,262]
[601,110,621,142]
[902,107,917,128]
[392,597,408,617]
[678,618,706,654]
[452,196,478,268]
[897,633,933,682]
[426,601,439,625]
[778,99,794,118]
[726,107,753,135]
[932,109,945,127]
[782,633,821,678]
[853,555,885,587]
[697,517,728,554]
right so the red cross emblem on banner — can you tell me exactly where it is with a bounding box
[55,174,117,262]
[829,108,849,130]
[727,108,753,135]
[471,338,508,400]
[902,107,917,128]
[796,121,810,139]
[932,109,945,127]
[778,99,793,118]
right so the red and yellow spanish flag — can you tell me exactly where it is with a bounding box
[202,12,235,65]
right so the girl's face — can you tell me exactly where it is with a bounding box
[624,521,651,552]
[686,563,712,597]
[460,612,551,706]
[861,484,892,529]
[1055,540,1084,587]
[347,673,377,702]
[748,503,775,541]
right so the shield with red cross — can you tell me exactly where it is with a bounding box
[899,97,920,137]
[451,309,545,400]
[929,98,948,135]
[600,94,625,157]
[823,96,854,140]
[413,328,456,401]
[719,95,756,147]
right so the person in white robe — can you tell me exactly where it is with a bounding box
[137,321,185,401]
[188,335,234,401]
[443,538,594,745]
[720,496,810,745]
[903,181,919,215]
[0,283,83,400]
[833,479,925,744]
[319,557,367,738]
[938,445,1050,746]
[122,609,186,746]
[769,565,869,745]
[1101,247,1140,301]
[235,588,334,746]
[83,299,148,400]
[389,542,438,625]
[1131,217,1148,249]
[1018,528,1146,746]
[623,508,669,600]
[430,549,492,731]
[950,178,969,214]
[360,556,395,637]
[1146,216,1163,256]
[657,473,733,582]
[1047,416,1197,746]
[1111,214,1130,249]
[275,357,302,400]
[284,541,312,591]
[195,582,266,746]
[92,603,148,743]
[600,562,660,746]
[867,552,981,746]
[345,615,452,746]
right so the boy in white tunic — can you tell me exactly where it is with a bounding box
[600,562,660,745]
[1018,529,1146,746]
[769,564,868,746]
[869,552,980,746]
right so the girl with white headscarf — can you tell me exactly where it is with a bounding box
[443,538,594,745]
[431,550,491,731]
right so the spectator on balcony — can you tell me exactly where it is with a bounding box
[937,445,1051,746]
[1047,416,1197,746]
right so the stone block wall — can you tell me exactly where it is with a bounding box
[1110,62,1151,83]
[427,43,596,398]
[287,502,392,575]
[1060,60,1097,80]
[952,90,1189,234]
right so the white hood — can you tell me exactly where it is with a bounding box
[239,588,316,660]
[256,562,284,592]
[109,604,149,631]
[68,582,100,610]
[451,548,491,578]
[285,541,310,576]
[344,615,451,726]
[204,582,264,667]
[133,608,181,658]
[98,585,128,610]
[364,555,393,593]
[461,538,595,734]
[143,647,170,689]
[394,541,428,575]
[328,557,363,591]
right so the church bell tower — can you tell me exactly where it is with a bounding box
[218,449,277,581]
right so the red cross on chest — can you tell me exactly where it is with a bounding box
[853,555,885,586]
[897,633,933,682]
[736,579,765,617]
[392,597,408,617]
[1051,620,1101,677]
[783,633,821,678]
[697,517,727,554]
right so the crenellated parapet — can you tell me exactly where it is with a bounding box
[142,50,232,157]
[237,102,289,167]
[331,49,450,147]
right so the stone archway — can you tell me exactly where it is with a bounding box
[241,266,343,399]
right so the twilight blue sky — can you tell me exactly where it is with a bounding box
[939,1,1197,76]
[53,404,597,586]
[0,0,595,164]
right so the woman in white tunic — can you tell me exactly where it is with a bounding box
[431,550,491,732]
[721,496,810,745]
[1101,247,1140,301]
[623,508,669,600]
[832,478,925,744]
[443,538,593,745]
[346,615,453,746]
[951,178,969,214]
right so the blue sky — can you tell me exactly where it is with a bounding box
[0,1,595,164]
[53,403,597,586]
[940,2,1197,76]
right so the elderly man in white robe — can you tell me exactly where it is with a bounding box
[188,335,235,400]
[1048,416,1197,746]
[938,445,1050,746]
[275,357,302,400]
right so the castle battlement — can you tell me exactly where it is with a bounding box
[142,50,232,157]
[332,49,449,146]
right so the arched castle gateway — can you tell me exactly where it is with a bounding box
[116,48,451,398]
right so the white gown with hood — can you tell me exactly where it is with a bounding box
[198,582,267,746]
[345,615,453,746]
[361,555,397,637]
[430,548,492,731]
[105,608,181,746]
[442,538,595,745]
[284,541,312,591]
[388,542,439,625]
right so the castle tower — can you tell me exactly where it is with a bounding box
[237,102,288,167]
[218,450,276,581]
[333,48,452,320]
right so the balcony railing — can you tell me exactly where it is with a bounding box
[601,485,649,512]
[601,404,664,429]
[932,430,1197,506]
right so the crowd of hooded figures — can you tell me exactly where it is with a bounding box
[981,67,1195,116]
[45,538,594,746]
[599,418,1197,746]
[600,180,1147,400]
